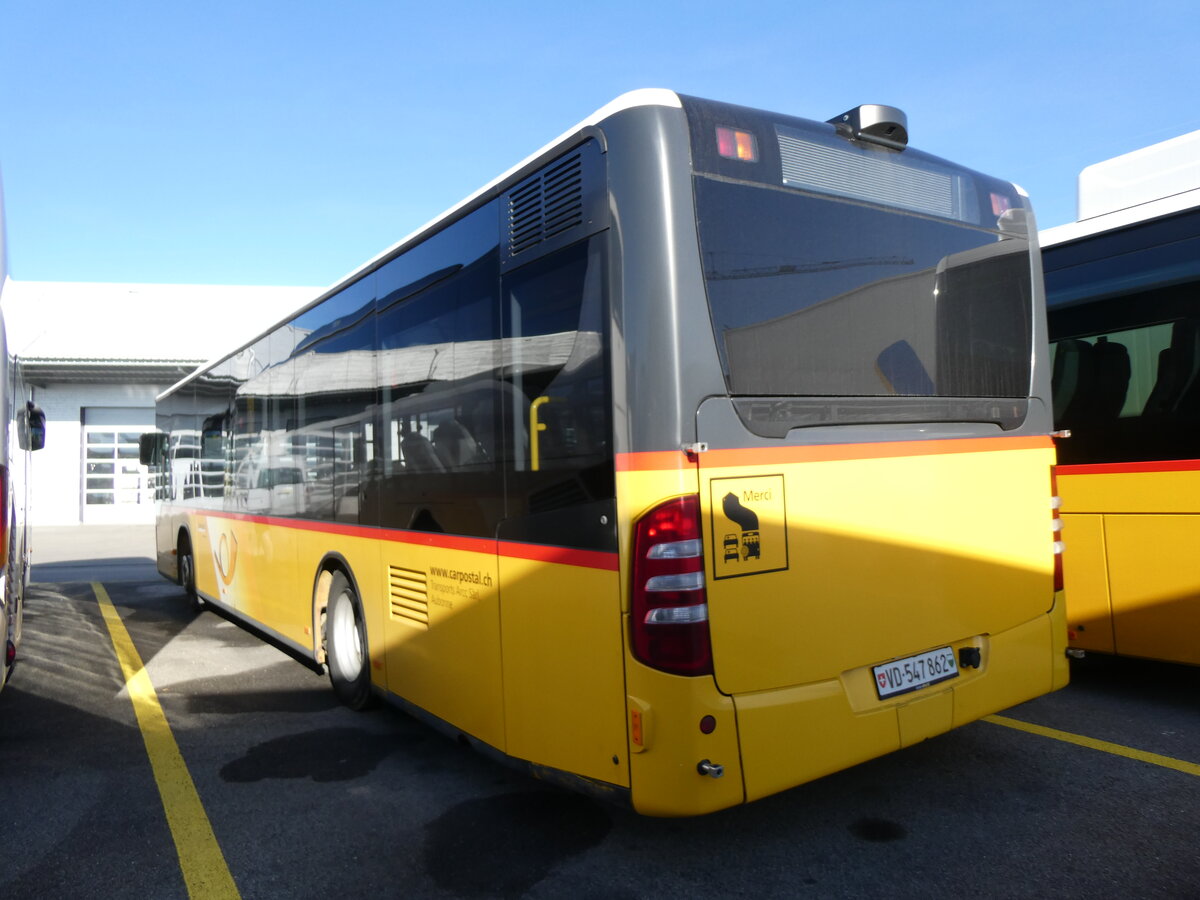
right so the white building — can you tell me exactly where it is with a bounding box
[2,281,319,525]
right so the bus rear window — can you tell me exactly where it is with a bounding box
[695,177,1033,434]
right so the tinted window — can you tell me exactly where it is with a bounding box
[1045,209,1200,310]
[498,236,615,550]
[372,207,505,537]
[195,363,234,502]
[229,338,273,515]
[157,384,197,502]
[695,178,1032,432]
[284,277,377,523]
[1046,213,1200,465]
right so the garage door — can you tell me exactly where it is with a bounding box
[82,407,154,523]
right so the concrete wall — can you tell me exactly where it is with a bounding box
[30,382,165,525]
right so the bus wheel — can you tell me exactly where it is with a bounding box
[178,536,204,612]
[326,571,373,710]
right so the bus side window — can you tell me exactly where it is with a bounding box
[1050,338,1095,429]
[1051,320,1195,464]
[372,208,504,538]
[502,237,609,472]
[1165,320,1200,414]
[498,235,615,550]
[1089,337,1131,421]
[199,412,228,499]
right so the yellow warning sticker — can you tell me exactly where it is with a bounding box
[710,474,788,579]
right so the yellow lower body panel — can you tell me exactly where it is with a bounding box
[735,678,899,803]
[1059,469,1200,665]
[1060,513,1116,654]
[898,689,954,748]
[951,603,1067,725]
[1106,515,1200,666]
[625,656,745,816]
[500,557,627,786]
[734,599,1066,804]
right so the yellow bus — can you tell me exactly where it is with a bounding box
[1043,129,1200,666]
[145,91,1066,815]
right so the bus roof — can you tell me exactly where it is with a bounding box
[160,89,682,401]
[322,89,682,301]
[1042,129,1200,248]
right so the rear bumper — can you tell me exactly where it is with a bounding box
[733,595,1067,803]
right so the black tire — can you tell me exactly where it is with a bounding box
[326,571,373,710]
[178,535,204,612]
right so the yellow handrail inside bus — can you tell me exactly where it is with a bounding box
[529,396,558,472]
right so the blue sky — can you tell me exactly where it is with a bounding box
[1,0,1197,287]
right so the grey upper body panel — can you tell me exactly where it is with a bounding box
[159,91,1053,456]
[597,98,1053,455]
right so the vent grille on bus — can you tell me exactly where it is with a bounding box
[389,565,429,629]
[508,152,584,256]
[777,125,959,220]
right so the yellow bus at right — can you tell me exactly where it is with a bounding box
[1044,129,1200,666]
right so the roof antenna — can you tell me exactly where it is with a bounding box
[827,105,908,150]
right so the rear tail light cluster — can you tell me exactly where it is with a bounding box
[631,495,713,676]
[715,126,759,162]
[1051,469,1064,593]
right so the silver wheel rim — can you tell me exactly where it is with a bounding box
[331,590,363,680]
[180,551,193,591]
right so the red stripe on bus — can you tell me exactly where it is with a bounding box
[381,529,497,555]
[1055,459,1200,476]
[193,510,617,570]
[498,541,621,571]
[206,511,393,544]
[616,434,1052,471]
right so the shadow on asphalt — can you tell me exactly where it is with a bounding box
[1066,653,1200,709]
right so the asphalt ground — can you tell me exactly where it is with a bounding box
[2,526,1199,898]
[29,524,159,584]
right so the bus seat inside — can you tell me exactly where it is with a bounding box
[1051,338,1095,429]
[1088,337,1131,420]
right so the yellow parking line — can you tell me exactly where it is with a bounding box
[985,713,1200,777]
[94,582,241,899]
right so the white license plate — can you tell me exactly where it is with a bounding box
[873,646,959,699]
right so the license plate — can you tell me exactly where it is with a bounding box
[873,646,959,699]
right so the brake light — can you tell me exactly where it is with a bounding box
[630,495,712,676]
[716,126,758,162]
[1051,469,1064,592]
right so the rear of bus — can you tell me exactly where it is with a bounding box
[608,96,1067,814]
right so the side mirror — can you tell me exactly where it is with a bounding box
[139,432,168,466]
[26,402,46,452]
